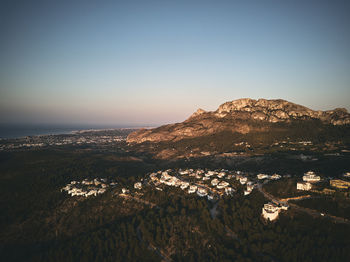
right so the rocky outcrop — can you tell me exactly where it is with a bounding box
[127,98,350,143]
[188,108,206,119]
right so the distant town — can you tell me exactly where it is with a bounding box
[0,129,136,151]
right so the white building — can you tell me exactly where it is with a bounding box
[134,182,142,190]
[343,172,350,178]
[174,179,182,187]
[239,177,248,185]
[211,178,219,186]
[197,187,208,197]
[195,174,203,179]
[303,171,321,182]
[257,174,269,180]
[188,185,197,194]
[217,181,230,189]
[196,169,204,175]
[270,174,281,180]
[280,203,289,210]
[205,171,217,177]
[149,172,158,179]
[246,183,255,192]
[262,202,280,221]
[98,188,106,194]
[217,172,226,178]
[297,182,312,191]
[180,182,189,190]
[122,188,129,194]
[244,190,251,195]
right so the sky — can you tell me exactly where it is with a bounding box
[1,0,349,126]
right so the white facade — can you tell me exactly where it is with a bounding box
[262,202,280,221]
[211,178,219,186]
[270,174,281,180]
[246,184,255,192]
[197,187,208,197]
[257,174,269,180]
[303,171,321,182]
[188,185,197,194]
[180,182,189,190]
[134,182,142,190]
[179,170,189,175]
[239,177,248,185]
[297,182,312,191]
[343,172,350,178]
[280,203,289,210]
[262,207,279,221]
[217,172,226,178]
[244,190,251,195]
[217,181,229,189]
[205,171,217,177]
[122,188,129,194]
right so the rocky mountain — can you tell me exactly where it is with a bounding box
[127,98,350,144]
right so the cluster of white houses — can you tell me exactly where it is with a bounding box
[61,169,350,224]
[296,171,321,191]
[131,169,284,200]
[141,169,267,200]
[145,169,238,200]
[61,178,117,197]
[61,168,286,201]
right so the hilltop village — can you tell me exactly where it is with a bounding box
[61,168,350,223]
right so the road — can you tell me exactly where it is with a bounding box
[118,193,159,208]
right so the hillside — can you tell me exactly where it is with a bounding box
[127,98,350,144]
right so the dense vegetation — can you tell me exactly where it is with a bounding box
[1,146,350,261]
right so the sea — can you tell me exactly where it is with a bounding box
[0,124,138,139]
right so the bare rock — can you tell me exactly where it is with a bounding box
[127,98,350,143]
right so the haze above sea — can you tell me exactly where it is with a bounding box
[0,124,142,139]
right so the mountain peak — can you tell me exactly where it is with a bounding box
[187,108,206,120]
[127,98,350,144]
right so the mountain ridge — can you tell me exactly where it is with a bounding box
[127,98,350,144]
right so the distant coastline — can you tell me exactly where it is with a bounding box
[0,124,148,139]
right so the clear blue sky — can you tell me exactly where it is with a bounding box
[1,0,349,126]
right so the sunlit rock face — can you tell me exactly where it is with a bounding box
[127,98,350,143]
